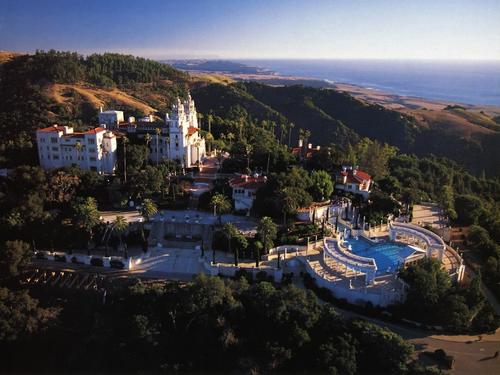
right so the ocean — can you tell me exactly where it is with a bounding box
[237,59,500,106]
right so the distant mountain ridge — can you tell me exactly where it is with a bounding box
[166,59,274,75]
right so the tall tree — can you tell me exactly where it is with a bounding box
[113,215,128,257]
[223,223,238,266]
[72,197,100,249]
[257,217,277,256]
[310,170,334,202]
[140,198,158,222]
[210,193,231,224]
[0,240,32,278]
[155,128,161,166]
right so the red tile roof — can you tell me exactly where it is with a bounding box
[187,126,198,136]
[229,175,267,190]
[37,125,66,133]
[37,126,106,135]
[291,147,319,158]
[338,168,371,185]
[84,127,106,134]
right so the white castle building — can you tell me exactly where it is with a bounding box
[36,125,117,174]
[115,93,206,168]
[164,94,206,167]
[98,109,124,129]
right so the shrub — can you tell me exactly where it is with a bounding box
[71,256,83,264]
[54,254,66,262]
[234,269,253,283]
[90,257,104,267]
[433,349,454,369]
[36,252,47,260]
[110,259,125,269]
[256,270,272,282]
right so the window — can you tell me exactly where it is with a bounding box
[88,139,95,145]
[53,155,59,160]
[52,146,58,151]
[89,148,96,153]
[50,137,58,143]
[90,157,96,162]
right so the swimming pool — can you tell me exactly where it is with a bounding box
[342,237,419,274]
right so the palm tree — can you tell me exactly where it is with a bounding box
[205,132,214,155]
[113,215,128,257]
[223,223,238,266]
[140,198,158,222]
[122,136,129,183]
[226,132,235,147]
[304,130,311,152]
[279,123,286,145]
[197,112,204,130]
[245,143,253,170]
[207,112,213,135]
[254,241,263,268]
[288,122,295,148]
[257,216,278,258]
[210,193,231,225]
[73,197,100,253]
[194,139,201,166]
[144,133,152,162]
[164,135,170,160]
[75,141,82,166]
[155,128,161,166]
[280,188,297,227]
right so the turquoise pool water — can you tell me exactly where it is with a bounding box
[343,237,418,274]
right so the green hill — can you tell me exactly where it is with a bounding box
[0,50,499,176]
[193,82,500,176]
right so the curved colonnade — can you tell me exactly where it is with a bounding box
[323,237,378,284]
[388,222,445,261]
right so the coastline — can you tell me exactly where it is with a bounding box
[188,70,500,115]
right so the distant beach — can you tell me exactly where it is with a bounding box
[236,59,500,106]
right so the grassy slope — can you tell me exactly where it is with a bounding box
[44,83,158,114]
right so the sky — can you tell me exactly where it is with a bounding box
[1,0,499,60]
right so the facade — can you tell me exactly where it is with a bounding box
[229,174,267,213]
[291,139,321,160]
[165,94,206,168]
[98,109,124,129]
[36,125,117,174]
[296,200,331,222]
[335,166,372,199]
[113,93,206,167]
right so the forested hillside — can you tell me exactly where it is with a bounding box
[0,50,190,166]
[192,82,500,176]
[1,50,499,176]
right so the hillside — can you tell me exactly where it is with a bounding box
[192,82,500,175]
[0,50,499,176]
